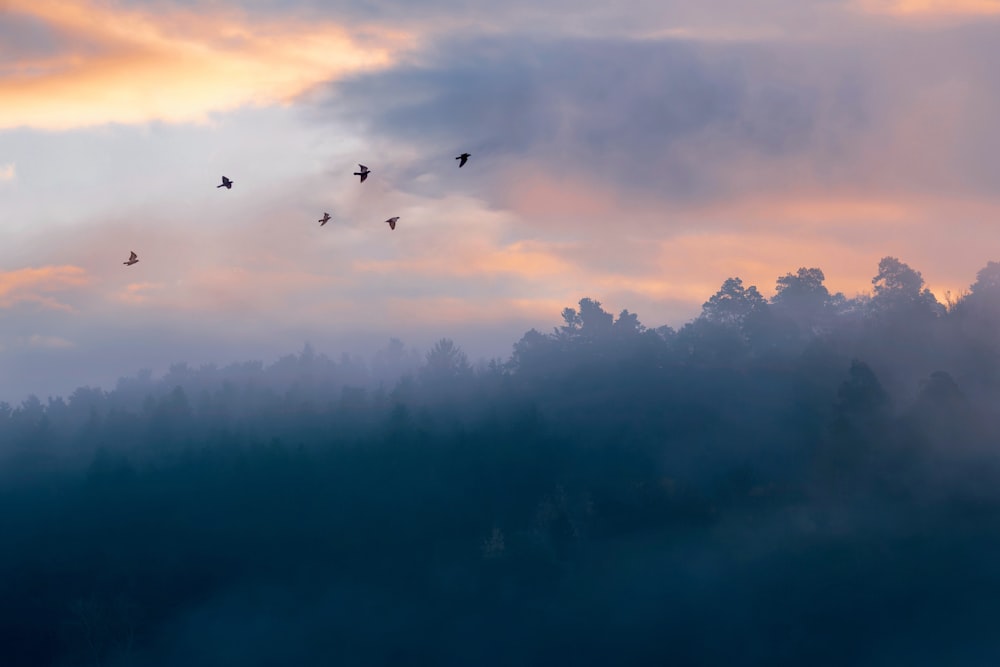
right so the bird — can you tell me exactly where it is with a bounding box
[385,216,399,231]
[123,251,138,266]
[354,164,370,183]
[217,176,233,189]
[456,152,471,167]
[319,212,331,226]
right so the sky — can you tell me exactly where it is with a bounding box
[3,0,1000,402]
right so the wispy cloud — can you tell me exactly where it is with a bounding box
[25,334,75,349]
[115,281,165,305]
[0,265,91,311]
[855,0,1000,17]
[0,0,413,130]
[352,239,576,280]
[0,163,14,181]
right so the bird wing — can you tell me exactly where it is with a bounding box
[129,251,137,260]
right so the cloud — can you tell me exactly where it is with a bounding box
[855,0,1000,17]
[314,35,867,205]
[25,334,75,349]
[0,0,413,130]
[115,281,165,305]
[143,0,870,43]
[0,265,91,311]
[0,164,14,181]
[317,28,1000,206]
[352,238,576,280]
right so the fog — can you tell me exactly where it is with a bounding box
[4,255,1000,665]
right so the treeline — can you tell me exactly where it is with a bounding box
[3,256,1000,666]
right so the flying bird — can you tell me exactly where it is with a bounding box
[123,251,138,266]
[385,216,399,231]
[456,152,471,167]
[354,164,370,183]
[319,212,331,226]
[217,176,233,189]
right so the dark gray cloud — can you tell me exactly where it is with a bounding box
[308,35,874,203]
[306,26,1000,205]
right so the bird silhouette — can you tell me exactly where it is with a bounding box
[456,152,470,167]
[354,164,370,183]
[217,176,233,189]
[123,251,138,266]
[385,216,399,231]
[319,212,331,226]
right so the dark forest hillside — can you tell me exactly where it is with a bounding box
[4,256,1000,666]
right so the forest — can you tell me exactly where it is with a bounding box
[4,255,1000,666]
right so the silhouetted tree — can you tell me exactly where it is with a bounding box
[771,267,840,334]
[613,309,644,338]
[557,298,614,343]
[677,277,770,363]
[509,328,555,377]
[870,256,943,318]
[700,277,768,328]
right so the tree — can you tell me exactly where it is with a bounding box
[835,360,890,420]
[870,256,942,318]
[372,338,421,385]
[510,328,553,375]
[943,264,1000,393]
[557,298,614,342]
[612,309,645,337]
[971,261,1000,296]
[700,277,767,329]
[905,371,977,449]
[420,338,472,387]
[771,267,839,334]
[952,260,1000,323]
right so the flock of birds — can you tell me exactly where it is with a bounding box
[122,152,473,266]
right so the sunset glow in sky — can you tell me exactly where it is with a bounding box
[3,0,1000,400]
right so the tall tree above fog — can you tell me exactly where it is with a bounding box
[558,298,614,343]
[870,256,943,318]
[771,267,842,334]
[700,277,768,329]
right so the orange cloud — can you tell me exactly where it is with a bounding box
[855,0,1000,16]
[0,265,91,311]
[702,194,912,228]
[1,0,413,130]
[352,239,576,279]
[115,281,165,305]
[0,164,14,181]
[504,170,620,220]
